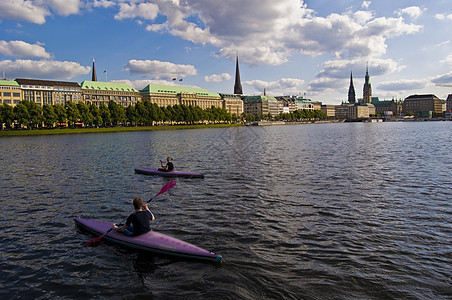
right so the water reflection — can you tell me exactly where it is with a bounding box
[1,122,451,299]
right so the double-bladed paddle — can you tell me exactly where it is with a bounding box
[83,180,176,247]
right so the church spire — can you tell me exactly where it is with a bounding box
[91,58,97,81]
[348,71,356,103]
[363,63,372,103]
[234,54,243,95]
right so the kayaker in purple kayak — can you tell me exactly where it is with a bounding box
[159,157,174,172]
[111,197,155,236]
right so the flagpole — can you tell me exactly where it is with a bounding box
[104,70,107,82]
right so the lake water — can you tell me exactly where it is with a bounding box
[0,122,451,299]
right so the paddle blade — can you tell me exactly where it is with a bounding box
[154,180,176,198]
[82,236,102,247]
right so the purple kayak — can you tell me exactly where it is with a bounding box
[134,167,205,178]
[74,217,221,263]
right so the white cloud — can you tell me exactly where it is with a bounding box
[243,78,305,94]
[362,1,371,9]
[396,6,425,19]
[442,55,452,65]
[432,72,452,84]
[377,78,428,91]
[0,0,50,24]
[316,58,403,79]
[0,59,90,79]
[204,73,231,83]
[434,13,452,20]
[115,2,159,20]
[123,59,197,79]
[0,0,81,24]
[0,40,51,59]
[93,0,115,9]
[45,0,81,16]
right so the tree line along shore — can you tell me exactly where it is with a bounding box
[0,99,328,136]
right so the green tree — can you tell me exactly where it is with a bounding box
[99,103,111,126]
[65,101,81,127]
[0,103,14,128]
[53,104,67,125]
[90,104,102,127]
[21,100,43,128]
[125,105,138,126]
[13,101,30,128]
[43,104,57,128]
[77,102,93,126]
[108,100,126,125]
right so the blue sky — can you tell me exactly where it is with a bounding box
[1,0,451,104]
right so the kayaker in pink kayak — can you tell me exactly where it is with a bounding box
[159,157,174,172]
[111,197,155,236]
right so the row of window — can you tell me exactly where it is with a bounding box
[1,92,21,97]
[0,99,21,104]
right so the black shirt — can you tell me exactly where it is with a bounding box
[126,210,151,235]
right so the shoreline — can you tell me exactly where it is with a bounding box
[0,123,242,137]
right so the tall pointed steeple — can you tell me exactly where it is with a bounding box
[91,58,97,81]
[348,71,356,103]
[363,63,372,103]
[234,54,243,95]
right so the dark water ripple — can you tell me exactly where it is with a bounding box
[1,122,451,299]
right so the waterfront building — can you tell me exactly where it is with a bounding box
[348,72,356,103]
[275,96,297,114]
[294,97,315,110]
[362,65,372,104]
[446,94,452,112]
[372,98,403,117]
[336,102,374,120]
[321,104,336,118]
[219,93,244,115]
[81,81,140,107]
[243,95,278,116]
[403,94,443,117]
[0,80,22,107]
[140,84,222,110]
[15,78,82,106]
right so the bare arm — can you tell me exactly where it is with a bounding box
[143,203,155,221]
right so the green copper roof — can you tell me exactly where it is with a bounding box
[0,80,19,87]
[141,84,220,97]
[80,81,139,92]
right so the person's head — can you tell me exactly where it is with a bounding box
[166,157,172,162]
[132,197,144,210]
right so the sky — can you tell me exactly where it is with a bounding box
[0,0,452,105]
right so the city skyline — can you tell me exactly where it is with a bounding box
[1,0,452,105]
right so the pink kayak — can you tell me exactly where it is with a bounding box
[134,168,205,178]
[74,217,222,263]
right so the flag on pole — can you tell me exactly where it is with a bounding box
[179,78,183,81]
[172,78,176,81]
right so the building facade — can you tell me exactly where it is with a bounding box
[372,99,403,117]
[403,94,443,116]
[140,84,245,114]
[81,81,140,107]
[243,95,278,116]
[0,80,22,106]
[15,78,82,106]
[219,93,244,115]
[321,104,336,118]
